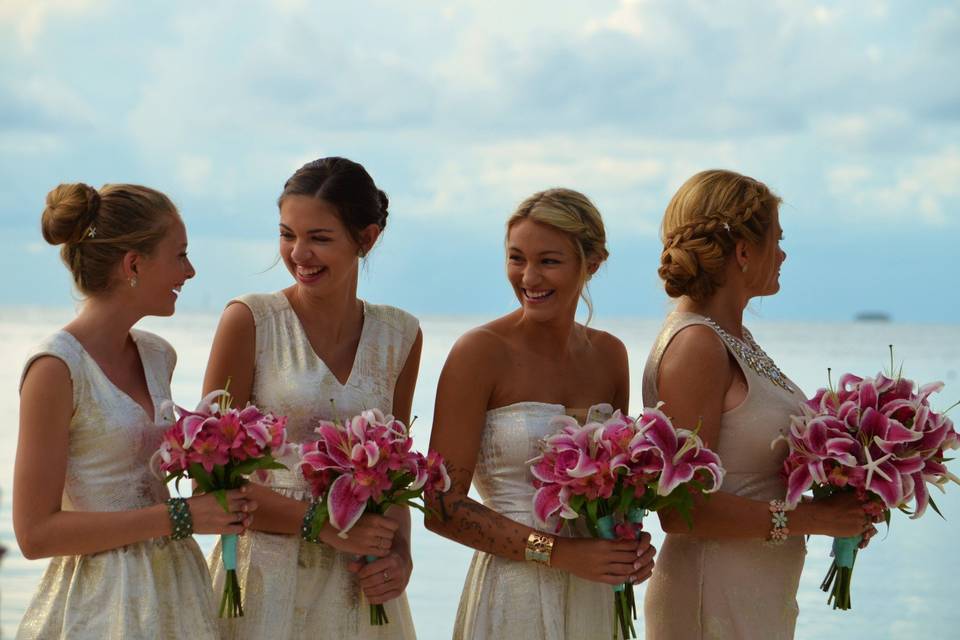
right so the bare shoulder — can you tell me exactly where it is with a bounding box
[22,355,72,389]
[445,322,510,372]
[659,323,732,387]
[220,300,256,331]
[584,326,628,361]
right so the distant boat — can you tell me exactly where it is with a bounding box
[854,311,891,322]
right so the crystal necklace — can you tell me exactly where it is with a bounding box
[701,316,794,393]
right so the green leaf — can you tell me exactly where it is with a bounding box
[213,488,229,512]
[188,463,217,493]
[928,495,945,520]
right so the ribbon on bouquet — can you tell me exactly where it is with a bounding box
[595,507,646,592]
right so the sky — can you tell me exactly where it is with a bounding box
[1,0,958,323]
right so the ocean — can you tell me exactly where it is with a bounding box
[1,307,958,639]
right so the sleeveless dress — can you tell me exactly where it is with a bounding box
[16,330,219,640]
[209,292,420,640]
[642,312,807,640]
[453,402,612,640]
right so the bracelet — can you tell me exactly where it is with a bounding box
[525,531,555,566]
[766,499,791,545]
[300,502,323,544]
[166,498,193,540]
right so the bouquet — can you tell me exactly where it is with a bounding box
[299,409,451,625]
[529,404,725,639]
[157,389,290,617]
[782,361,958,610]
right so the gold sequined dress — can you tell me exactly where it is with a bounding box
[453,402,613,640]
[208,292,419,640]
[16,330,219,640]
[642,312,807,640]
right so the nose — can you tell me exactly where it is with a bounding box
[521,263,542,287]
[290,238,311,264]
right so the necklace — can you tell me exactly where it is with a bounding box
[701,317,794,393]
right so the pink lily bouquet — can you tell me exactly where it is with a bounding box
[782,362,958,610]
[298,409,451,626]
[156,389,290,618]
[530,404,725,640]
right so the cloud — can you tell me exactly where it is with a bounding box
[0,0,108,52]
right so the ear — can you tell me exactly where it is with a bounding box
[357,223,381,256]
[734,239,750,271]
[121,250,140,279]
[586,257,601,276]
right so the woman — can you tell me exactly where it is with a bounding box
[204,157,421,639]
[14,182,254,639]
[642,169,878,639]
[427,188,656,640]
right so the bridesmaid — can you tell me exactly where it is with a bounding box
[14,183,254,639]
[427,189,656,640]
[204,157,421,639]
[642,169,878,639]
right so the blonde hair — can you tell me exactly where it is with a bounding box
[658,170,781,301]
[41,183,180,295]
[506,188,609,322]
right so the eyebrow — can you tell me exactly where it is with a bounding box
[508,246,565,256]
[279,223,335,233]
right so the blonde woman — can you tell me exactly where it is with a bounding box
[427,188,656,640]
[14,183,254,639]
[642,170,877,639]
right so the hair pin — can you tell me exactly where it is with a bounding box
[86,225,97,238]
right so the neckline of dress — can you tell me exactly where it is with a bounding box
[276,291,369,388]
[59,329,159,422]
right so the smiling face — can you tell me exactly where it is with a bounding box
[506,219,588,322]
[134,216,195,316]
[279,195,365,296]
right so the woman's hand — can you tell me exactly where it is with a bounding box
[799,491,870,538]
[551,532,656,586]
[348,549,412,605]
[187,487,257,535]
[320,513,399,557]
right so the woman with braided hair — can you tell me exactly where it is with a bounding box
[641,170,877,639]
[14,183,255,639]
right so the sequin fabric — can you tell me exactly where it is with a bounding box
[208,292,420,640]
[453,402,613,640]
[16,330,219,640]
[641,312,807,640]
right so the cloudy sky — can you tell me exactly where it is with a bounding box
[2,0,958,322]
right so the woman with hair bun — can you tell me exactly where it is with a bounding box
[203,157,421,639]
[426,188,656,640]
[14,183,255,639]
[642,170,877,639]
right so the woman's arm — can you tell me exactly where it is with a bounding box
[654,325,867,539]
[425,331,648,586]
[14,357,250,560]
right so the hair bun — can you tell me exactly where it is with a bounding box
[41,183,101,246]
[376,189,389,229]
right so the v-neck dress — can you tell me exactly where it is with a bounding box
[208,291,420,640]
[16,330,220,640]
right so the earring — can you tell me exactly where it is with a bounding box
[129,276,138,288]
[358,250,366,258]
[741,264,748,274]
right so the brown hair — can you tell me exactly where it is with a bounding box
[658,170,781,301]
[277,157,389,249]
[506,188,609,321]
[41,183,180,295]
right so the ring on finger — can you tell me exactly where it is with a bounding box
[383,570,389,582]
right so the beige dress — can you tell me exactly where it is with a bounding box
[16,330,219,640]
[642,312,807,640]
[453,402,612,640]
[209,292,420,640]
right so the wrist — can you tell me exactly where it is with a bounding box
[789,502,816,535]
[525,531,556,566]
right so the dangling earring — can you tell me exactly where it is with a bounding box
[129,275,138,288]
[741,264,748,274]
[358,249,366,258]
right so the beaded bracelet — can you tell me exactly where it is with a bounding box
[766,499,791,545]
[300,502,323,544]
[525,531,555,565]
[166,498,193,540]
